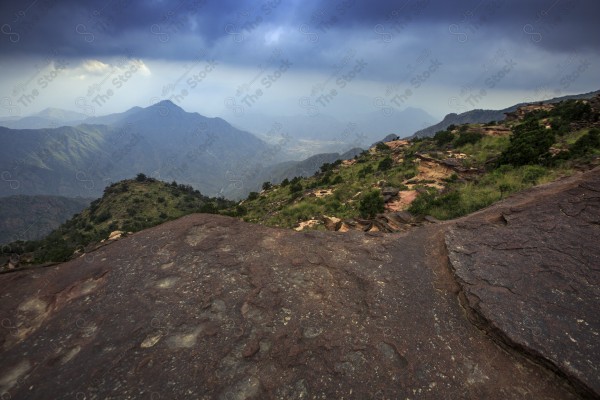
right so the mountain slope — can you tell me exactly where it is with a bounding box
[0,101,270,199]
[411,89,600,138]
[0,175,235,266]
[0,195,91,244]
[239,95,600,231]
[259,147,364,185]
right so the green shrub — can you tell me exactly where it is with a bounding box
[331,175,343,185]
[235,205,247,216]
[359,190,385,218]
[408,188,440,216]
[135,173,148,182]
[89,199,101,213]
[434,130,454,146]
[499,120,554,166]
[522,165,546,184]
[320,162,334,173]
[454,131,484,147]
[358,165,373,178]
[552,100,592,122]
[403,171,417,180]
[200,203,218,214]
[375,142,389,151]
[94,211,111,223]
[289,182,303,194]
[247,192,259,200]
[325,199,342,213]
[378,157,394,171]
[568,128,600,157]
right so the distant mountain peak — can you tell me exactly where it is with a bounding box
[33,107,88,122]
[150,100,184,112]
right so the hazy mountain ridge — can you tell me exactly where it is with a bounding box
[412,89,600,138]
[0,101,271,199]
[0,107,88,129]
[258,148,364,185]
[229,106,436,156]
[0,195,91,244]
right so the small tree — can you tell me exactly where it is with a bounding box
[434,130,454,146]
[378,157,394,171]
[235,205,247,216]
[247,192,259,200]
[289,182,303,194]
[135,173,147,182]
[281,178,290,187]
[375,142,389,151]
[358,165,373,178]
[499,120,555,166]
[320,162,332,173]
[262,181,272,191]
[331,175,343,184]
[454,131,483,147]
[359,190,385,218]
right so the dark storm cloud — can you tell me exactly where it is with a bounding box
[1,0,598,62]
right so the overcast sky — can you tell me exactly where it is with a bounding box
[0,0,598,124]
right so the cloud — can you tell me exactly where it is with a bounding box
[0,0,598,122]
[81,59,111,75]
[64,58,151,81]
[1,0,599,61]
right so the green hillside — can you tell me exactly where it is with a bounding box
[1,174,235,267]
[238,97,600,230]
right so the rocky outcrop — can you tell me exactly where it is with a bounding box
[1,168,599,399]
[504,103,555,122]
[446,167,600,398]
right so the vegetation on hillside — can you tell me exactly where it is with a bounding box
[237,98,600,228]
[408,100,599,218]
[2,98,599,269]
[1,174,235,265]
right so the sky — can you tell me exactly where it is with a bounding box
[0,0,599,126]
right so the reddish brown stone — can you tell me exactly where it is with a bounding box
[1,168,599,399]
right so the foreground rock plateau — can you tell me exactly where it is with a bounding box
[1,167,599,399]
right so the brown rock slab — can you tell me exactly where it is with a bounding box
[447,167,600,398]
[2,168,599,399]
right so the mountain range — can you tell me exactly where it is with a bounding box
[0,108,88,129]
[2,91,598,200]
[0,101,271,199]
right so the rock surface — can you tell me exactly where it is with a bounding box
[446,167,600,398]
[0,168,599,399]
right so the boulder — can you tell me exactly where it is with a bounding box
[321,215,342,231]
[108,230,124,241]
[381,187,400,197]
